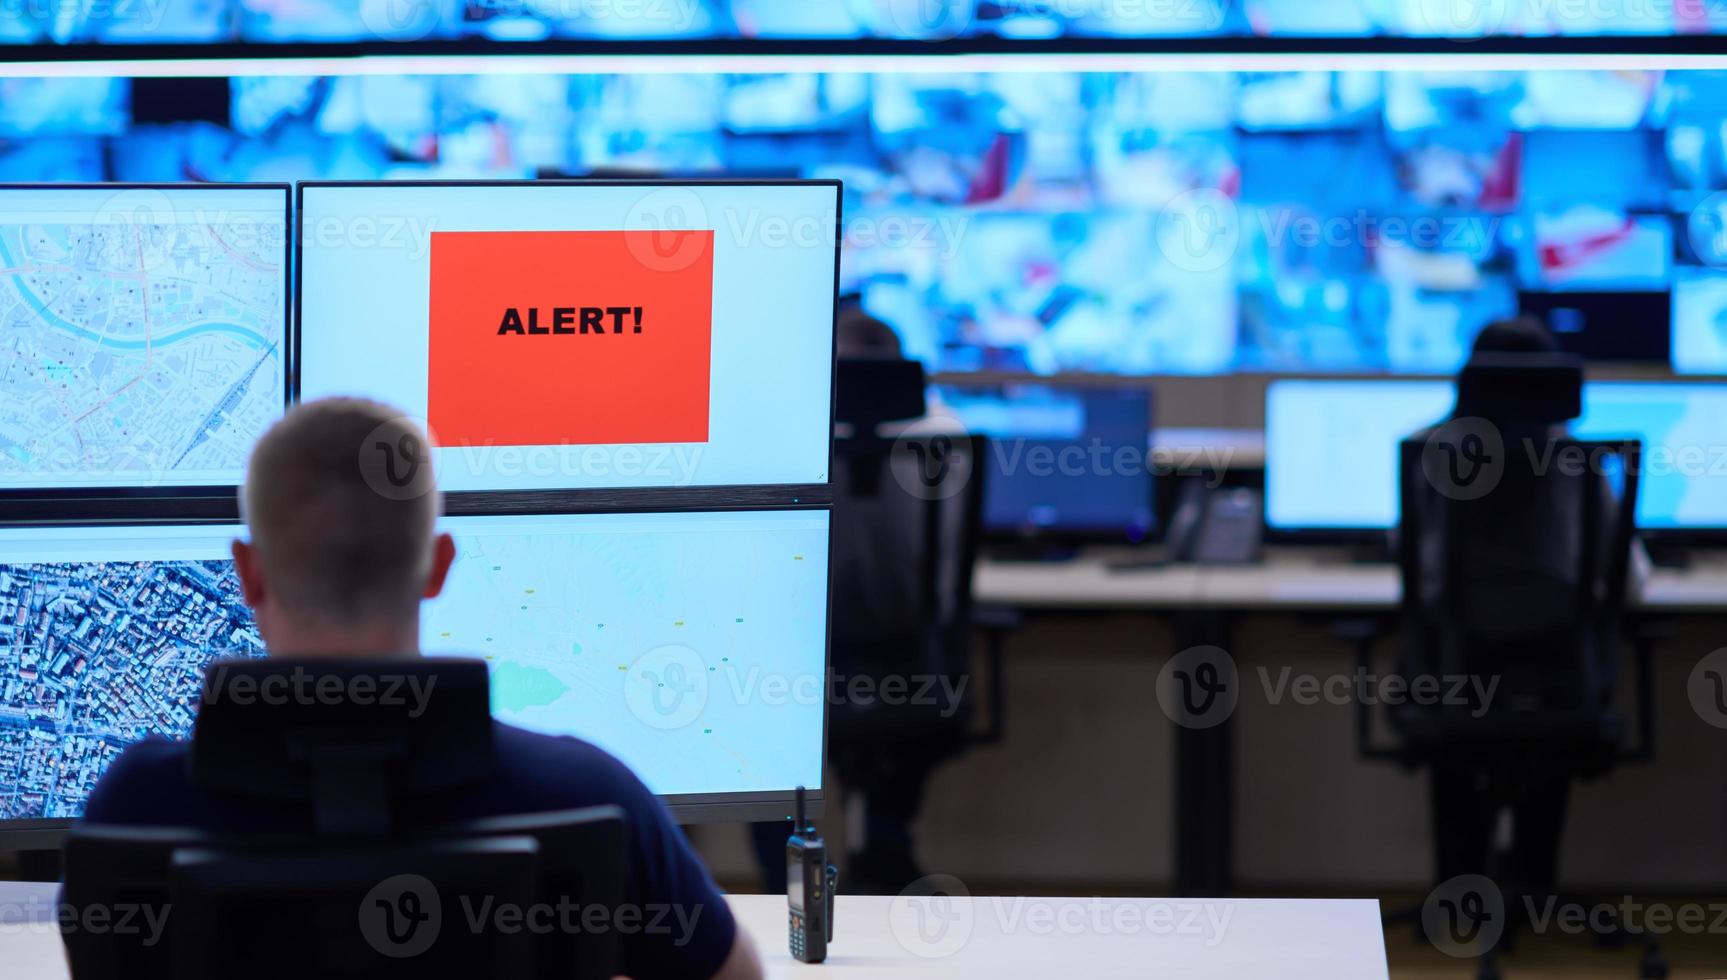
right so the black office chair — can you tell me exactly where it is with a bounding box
[830,407,988,892]
[744,357,989,894]
[1350,356,1663,979]
[61,658,627,980]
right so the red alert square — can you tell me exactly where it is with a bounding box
[428,230,714,447]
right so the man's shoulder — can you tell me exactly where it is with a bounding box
[479,723,661,816]
[83,737,196,824]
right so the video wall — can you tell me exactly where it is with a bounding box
[9,0,1727,45]
[7,68,1727,373]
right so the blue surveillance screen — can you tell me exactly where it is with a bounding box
[0,511,829,820]
[936,384,1155,538]
[1266,379,1727,532]
[7,68,1725,374]
[10,0,1727,43]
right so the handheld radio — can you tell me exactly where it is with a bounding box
[786,786,836,963]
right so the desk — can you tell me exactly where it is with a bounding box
[973,546,1727,894]
[978,547,1727,613]
[0,882,1388,980]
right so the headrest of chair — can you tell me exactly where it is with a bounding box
[1454,353,1584,425]
[836,358,926,431]
[191,658,494,805]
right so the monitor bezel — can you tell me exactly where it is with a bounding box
[0,182,294,503]
[0,503,834,841]
[292,177,842,498]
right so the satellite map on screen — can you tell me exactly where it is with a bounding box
[0,210,285,488]
[0,557,261,820]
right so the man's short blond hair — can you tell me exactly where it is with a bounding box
[241,398,440,625]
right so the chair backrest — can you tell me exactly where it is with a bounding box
[60,807,627,980]
[190,658,494,837]
[829,429,986,736]
[1397,431,1640,716]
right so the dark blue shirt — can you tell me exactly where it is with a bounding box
[81,721,737,980]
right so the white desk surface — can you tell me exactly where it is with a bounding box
[2,882,1386,980]
[977,548,1727,614]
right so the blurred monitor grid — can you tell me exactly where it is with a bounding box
[8,0,1727,44]
[8,69,1724,374]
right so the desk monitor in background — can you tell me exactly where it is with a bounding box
[1576,383,1727,533]
[1263,378,1454,534]
[0,184,290,492]
[1265,378,1727,535]
[0,511,829,830]
[934,383,1155,542]
[296,180,840,493]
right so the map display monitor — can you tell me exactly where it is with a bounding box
[0,510,828,822]
[0,185,290,491]
[297,181,839,493]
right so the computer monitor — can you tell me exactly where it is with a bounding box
[934,383,1155,541]
[0,510,829,830]
[0,184,290,492]
[1263,379,1453,533]
[296,180,840,493]
[1575,383,1727,532]
[1266,378,1727,533]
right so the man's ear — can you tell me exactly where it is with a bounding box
[423,532,457,599]
[232,538,267,608]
